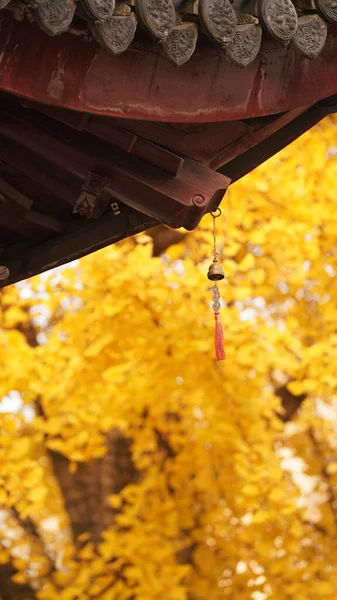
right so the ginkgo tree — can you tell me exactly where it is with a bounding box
[1,116,337,600]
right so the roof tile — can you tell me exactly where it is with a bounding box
[3,0,334,65]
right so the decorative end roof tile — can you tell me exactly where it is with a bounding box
[3,0,336,65]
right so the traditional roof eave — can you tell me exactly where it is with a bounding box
[0,92,333,286]
[2,0,336,67]
[1,2,337,284]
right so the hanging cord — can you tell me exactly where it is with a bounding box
[207,209,226,361]
[211,208,222,261]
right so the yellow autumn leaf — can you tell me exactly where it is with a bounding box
[241,484,260,497]
[326,462,337,475]
[11,437,31,459]
[11,572,27,584]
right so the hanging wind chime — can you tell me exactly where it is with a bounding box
[207,209,226,361]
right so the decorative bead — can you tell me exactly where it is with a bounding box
[212,283,221,312]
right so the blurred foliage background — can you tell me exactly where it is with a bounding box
[1,116,337,600]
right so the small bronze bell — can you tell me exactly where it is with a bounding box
[208,262,225,281]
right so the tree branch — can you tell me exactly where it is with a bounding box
[308,426,337,531]
[147,225,187,257]
[275,385,307,422]
[0,563,37,600]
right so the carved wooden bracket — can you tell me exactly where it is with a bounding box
[74,172,108,219]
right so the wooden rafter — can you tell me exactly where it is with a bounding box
[0,88,334,286]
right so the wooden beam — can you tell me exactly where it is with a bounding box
[2,207,157,286]
[0,142,79,209]
[0,178,33,217]
[0,110,230,229]
[220,106,325,182]
[0,209,65,241]
[0,177,65,240]
[18,103,185,177]
[107,118,252,163]
[207,104,312,171]
[24,211,66,237]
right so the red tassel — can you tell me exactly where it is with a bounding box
[214,312,226,361]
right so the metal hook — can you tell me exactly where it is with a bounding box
[209,207,222,219]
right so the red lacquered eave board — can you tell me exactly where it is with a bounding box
[1,12,337,123]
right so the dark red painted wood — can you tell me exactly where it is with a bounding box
[27,104,185,176]
[2,208,157,287]
[1,12,337,123]
[0,109,230,229]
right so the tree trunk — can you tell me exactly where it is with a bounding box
[49,429,138,543]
